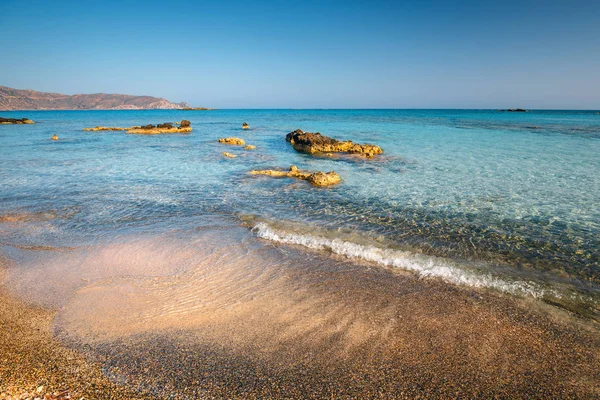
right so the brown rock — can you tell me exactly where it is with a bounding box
[244,145,256,150]
[82,126,130,131]
[0,117,35,124]
[51,134,59,141]
[242,122,249,129]
[85,121,191,134]
[127,126,192,135]
[218,137,245,145]
[306,171,341,186]
[249,165,340,186]
[285,129,382,157]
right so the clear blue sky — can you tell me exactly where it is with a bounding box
[1,0,599,108]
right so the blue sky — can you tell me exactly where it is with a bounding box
[1,0,599,108]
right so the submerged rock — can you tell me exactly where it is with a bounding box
[218,137,245,145]
[222,152,237,158]
[51,134,59,140]
[249,165,341,187]
[242,122,249,129]
[0,117,35,124]
[244,145,256,150]
[285,129,382,157]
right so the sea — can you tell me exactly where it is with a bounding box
[1,109,599,395]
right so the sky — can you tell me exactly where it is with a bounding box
[1,0,599,109]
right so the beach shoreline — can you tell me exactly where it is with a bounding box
[0,259,153,399]
[2,238,599,398]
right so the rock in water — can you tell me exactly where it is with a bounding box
[285,129,382,157]
[0,117,35,124]
[51,134,59,140]
[85,121,192,134]
[242,122,249,129]
[306,171,341,186]
[244,145,256,150]
[218,137,245,145]
[83,126,130,131]
[222,152,237,158]
[249,165,341,187]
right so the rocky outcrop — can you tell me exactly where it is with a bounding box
[218,137,245,145]
[83,126,129,131]
[249,165,341,187]
[0,117,34,124]
[242,122,249,129]
[84,121,192,134]
[0,85,189,110]
[285,129,382,157]
[306,171,341,186]
[127,122,192,135]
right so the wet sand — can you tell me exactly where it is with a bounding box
[0,260,153,399]
[2,233,600,399]
[54,237,600,399]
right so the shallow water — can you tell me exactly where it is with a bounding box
[1,109,599,314]
[2,109,600,396]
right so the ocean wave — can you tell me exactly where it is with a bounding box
[251,222,550,299]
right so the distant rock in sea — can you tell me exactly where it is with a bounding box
[500,108,528,112]
[0,117,35,124]
[0,85,190,110]
[84,121,192,134]
[127,122,192,135]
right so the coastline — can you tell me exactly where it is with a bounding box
[0,259,153,399]
[0,108,599,397]
[2,238,600,398]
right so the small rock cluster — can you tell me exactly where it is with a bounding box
[0,117,35,124]
[127,120,192,134]
[83,120,192,134]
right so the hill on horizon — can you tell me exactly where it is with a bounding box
[0,86,190,110]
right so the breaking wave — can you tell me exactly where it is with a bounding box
[251,222,551,299]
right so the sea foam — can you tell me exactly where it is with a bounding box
[252,222,549,299]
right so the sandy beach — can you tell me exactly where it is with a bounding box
[3,240,599,399]
[0,259,152,399]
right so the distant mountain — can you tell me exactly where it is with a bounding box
[0,85,190,110]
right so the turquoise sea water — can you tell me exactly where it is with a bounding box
[1,109,599,320]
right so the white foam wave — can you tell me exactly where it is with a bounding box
[252,222,549,299]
